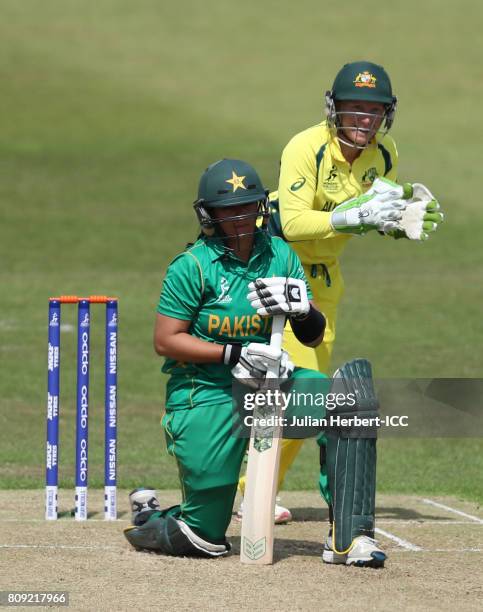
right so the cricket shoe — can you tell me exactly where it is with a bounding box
[236,497,292,524]
[129,487,161,526]
[322,532,386,568]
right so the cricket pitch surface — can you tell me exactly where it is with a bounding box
[1,491,482,611]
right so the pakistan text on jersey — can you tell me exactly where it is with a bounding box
[207,314,272,337]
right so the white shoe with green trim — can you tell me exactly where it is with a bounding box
[322,532,386,567]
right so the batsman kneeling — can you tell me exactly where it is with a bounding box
[123,158,384,567]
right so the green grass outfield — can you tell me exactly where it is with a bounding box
[1,1,482,501]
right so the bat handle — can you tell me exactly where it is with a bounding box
[270,315,285,351]
[265,316,285,379]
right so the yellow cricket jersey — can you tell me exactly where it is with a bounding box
[275,120,398,264]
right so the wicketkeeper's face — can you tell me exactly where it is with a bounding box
[336,100,386,147]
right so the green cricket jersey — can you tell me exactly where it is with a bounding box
[157,230,312,409]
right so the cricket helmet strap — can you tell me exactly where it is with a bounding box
[193,158,270,237]
[384,96,397,131]
[194,201,217,236]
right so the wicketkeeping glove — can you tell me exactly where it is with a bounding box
[330,177,413,235]
[393,183,444,240]
[247,277,310,318]
[225,342,294,390]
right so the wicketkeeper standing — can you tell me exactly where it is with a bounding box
[238,61,444,532]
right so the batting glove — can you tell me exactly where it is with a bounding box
[224,342,294,390]
[247,277,310,318]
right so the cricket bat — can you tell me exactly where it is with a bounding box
[240,315,285,564]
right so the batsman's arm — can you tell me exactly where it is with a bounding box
[153,314,224,363]
[154,315,290,387]
[155,250,226,362]
[290,301,326,347]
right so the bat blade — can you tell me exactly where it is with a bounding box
[240,315,285,565]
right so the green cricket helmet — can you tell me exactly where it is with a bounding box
[332,61,394,104]
[325,61,397,147]
[193,158,269,238]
